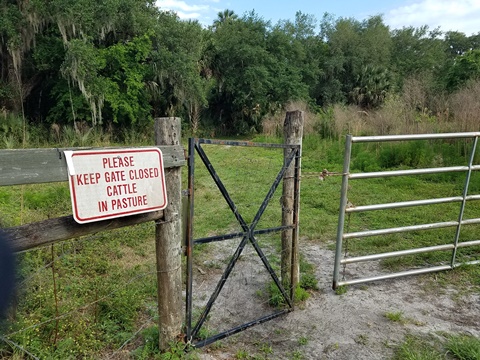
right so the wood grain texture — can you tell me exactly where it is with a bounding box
[281,110,303,293]
[0,145,185,186]
[5,211,163,252]
[154,118,184,350]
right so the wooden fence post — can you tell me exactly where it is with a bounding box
[281,110,304,296]
[154,117,183,351]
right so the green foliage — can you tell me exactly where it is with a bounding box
[314,106,340,140]
[0,80,15,109]
[206,12,274,134]
[267,281,311,308]
[299,256,319,291]
[446,49,480,91]
[58,34,153,126]
[298,336,308,346]
[47,79,93,126]
[3,0,480,135]
[377,141,432,168]
[351,151,381,172]
[294,286,310,302]
[0,2,25,51]
[318,15,392,106]
[132,328,198,360]
[390,26,447,89]
[351,65,391,108]
[147,12,207,122]
[350,140,471,172]
[267,282,309,307]
[334,285,348,295]
[23,184,71,216]
[102,34,152,124]
[235,349,250,359]
[0,209,158,358]
[0,113,24,148]
[266,282,285,307]
[299,273,319,291]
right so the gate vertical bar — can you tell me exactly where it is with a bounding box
[333,134,353,290]
[185,138,195,342]
[451,136,478,267]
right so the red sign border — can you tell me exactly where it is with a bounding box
[68,148,167,224]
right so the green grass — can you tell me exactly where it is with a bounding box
[1,133,480,357]
[446,335,480,360]
[189,143,285,238]
[394,334,443,360]
[394,334,480,360]
[385,311,406,324]
[1,222,159,359]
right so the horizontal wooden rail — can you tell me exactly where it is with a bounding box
[5,210,164,253]
[0,145,185,186]
[1,143,186,252]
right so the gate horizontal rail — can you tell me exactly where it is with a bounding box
[341,240,480,264]
[346,195,480,212]
[333,132,480,289]
[350,132,480,142]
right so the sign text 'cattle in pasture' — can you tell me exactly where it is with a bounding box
[65,148,167,224]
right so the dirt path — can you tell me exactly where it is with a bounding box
[196,243,480,359]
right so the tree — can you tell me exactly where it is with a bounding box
[390,26,447,89]
[317,14,392,106]
[206,12,272,133]
[212,9,238,29]
[274,12,326,107]
[146,11,207,128]
[351,65,390,108]
[51,0,159,126]
[1,0,161,130]
[206,11,313,134]
[446,49,480,91]
[0,0,45,116]
[445,31,472,57]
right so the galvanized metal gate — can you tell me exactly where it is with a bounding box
[185,138,300,347]
[333,132,480,289]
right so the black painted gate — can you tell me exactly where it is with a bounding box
[185,138,301,347]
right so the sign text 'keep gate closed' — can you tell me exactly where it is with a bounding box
[65,148,167,224]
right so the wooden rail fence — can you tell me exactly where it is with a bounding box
[1,118,186,351]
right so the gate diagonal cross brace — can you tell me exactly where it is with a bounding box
[187,139,298,345]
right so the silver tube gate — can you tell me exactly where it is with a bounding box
[333,132,480,289]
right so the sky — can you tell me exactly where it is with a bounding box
[155,0,480,35]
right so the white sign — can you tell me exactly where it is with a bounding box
[66,148,167,224]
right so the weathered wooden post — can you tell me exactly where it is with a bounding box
[281,110,304,297]
[154,117,183,351]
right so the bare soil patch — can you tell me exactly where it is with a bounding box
[195,242,480,359]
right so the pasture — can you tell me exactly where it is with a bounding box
[0,133,479,359]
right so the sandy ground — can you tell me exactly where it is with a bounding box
[192,242,480,359]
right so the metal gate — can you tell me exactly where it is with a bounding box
[185,138,300,347]
[333,132,480,289]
